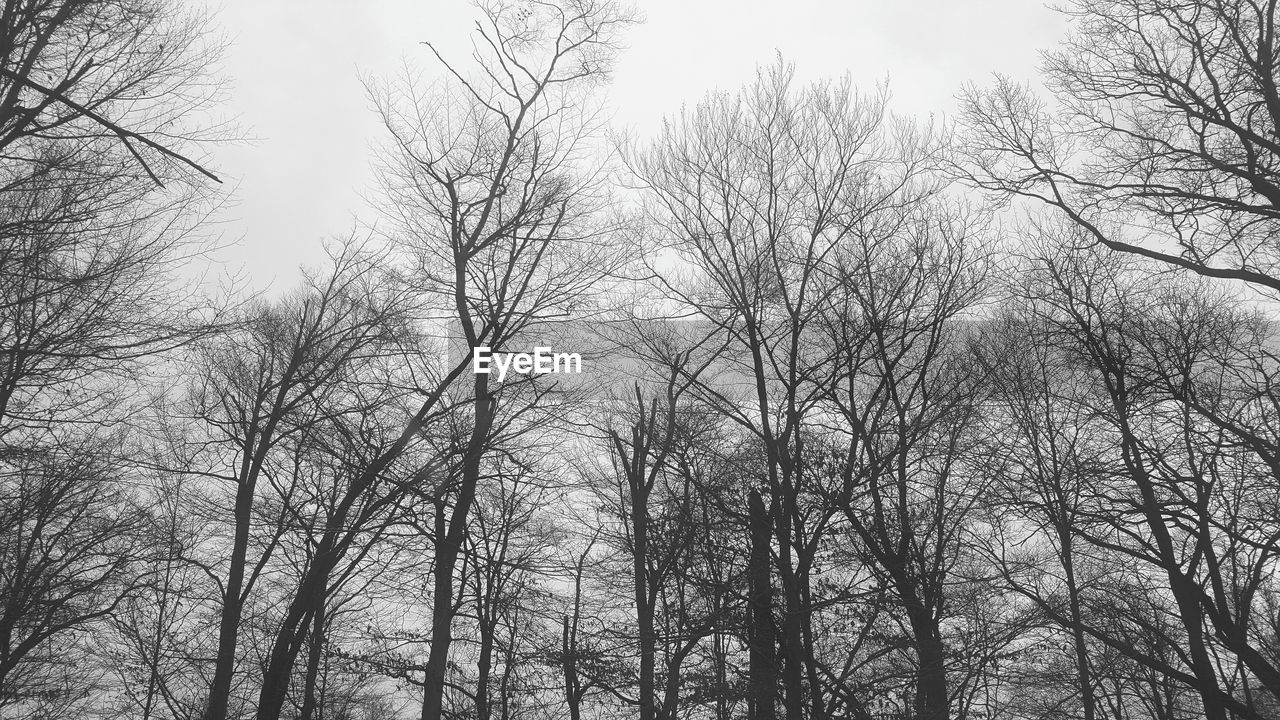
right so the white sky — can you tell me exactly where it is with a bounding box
[208,0,1067,291]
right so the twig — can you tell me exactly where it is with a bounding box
[0,67,222,187]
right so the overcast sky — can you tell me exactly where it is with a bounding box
[208,0,1068,290]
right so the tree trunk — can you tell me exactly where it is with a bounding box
[299,601,326,720]
[714,631,730,720]
[562,615,582,720]
[905,600,948,720]
[748,489,777,720]
[204,478,255,720]
[476,615,495,720]
[1058,523,1096,720]
[499,624,516,720]
[421,373,493,720]
[633,479,656,720]
[255,550,335,720]
[772,479,806,720]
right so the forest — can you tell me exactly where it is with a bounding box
[2,1,1280,719]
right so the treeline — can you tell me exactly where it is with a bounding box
[2,1,1279,720]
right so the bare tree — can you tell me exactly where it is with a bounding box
[959,0,1280,293]
[191,240,419,720]
[991,234,1280,720]
[0,439,145,711]
[0,1,227,711]
[600,382,683,720]
[632,57,961,720]
[368,2,636,718]
[0,0,222,185]
[816,195,991,720]
[973,302,1109,720]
